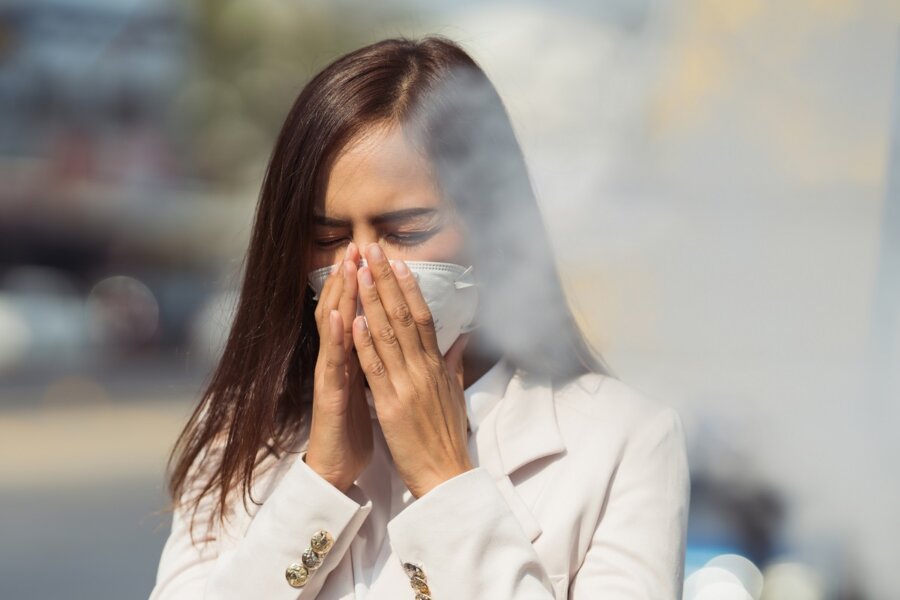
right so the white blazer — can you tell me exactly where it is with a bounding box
[149,358,690,600]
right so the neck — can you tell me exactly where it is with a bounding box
[461,327,503,389]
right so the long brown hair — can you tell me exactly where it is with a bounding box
[165,34,614,541]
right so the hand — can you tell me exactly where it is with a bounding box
[351,242,474,499]
[306,242,374,494]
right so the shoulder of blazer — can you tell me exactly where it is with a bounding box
[487,369,680,543]
[494,369,677,475]
[554,372,674,432]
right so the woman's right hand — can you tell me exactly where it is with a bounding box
[306,241,374,494]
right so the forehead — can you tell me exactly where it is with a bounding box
[319,122,442,218]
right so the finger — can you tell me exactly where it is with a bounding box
[361,243,424,358]
[314,258,344,331]
[351,314,395,401]
[347,347,365,392]
[322,310,349,400]
[390,258,441,358]
[357,263,408,377]
[313,262,340,375]
[338,243,360,355]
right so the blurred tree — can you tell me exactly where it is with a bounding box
[174,0,416,185]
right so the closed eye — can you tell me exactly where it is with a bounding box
[385,231,437,248]
[313,228,440,250]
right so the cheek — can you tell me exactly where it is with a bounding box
[322,247,347,264]
[308,250,342,273]
[401,226,468,264]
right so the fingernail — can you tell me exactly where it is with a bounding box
[392,259,409,277]
[368,243,383,261]
[360,266,374,287]
[345,241,354,259]
[331,262,340,274]
[343,260,352,277]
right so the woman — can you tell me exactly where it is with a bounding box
[149,35,689,600]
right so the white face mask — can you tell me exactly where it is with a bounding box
[307,259,479,356]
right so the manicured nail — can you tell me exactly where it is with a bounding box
[368,243,383,261]
[392,259,409,277]
[360,266,374,287]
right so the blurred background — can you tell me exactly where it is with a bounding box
[1,0,898,598]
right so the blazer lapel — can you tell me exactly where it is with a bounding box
[495,369,566,476]
[476,368,567,542]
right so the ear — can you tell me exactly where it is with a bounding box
[444,333,471,388]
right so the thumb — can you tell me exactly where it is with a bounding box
[444,333,471,388]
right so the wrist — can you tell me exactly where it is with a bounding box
[302,452,353,495]
[412,462,475,499]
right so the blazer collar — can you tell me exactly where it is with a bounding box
[494,366,566,476]
[464,356,517,433]
[470,365,566,543]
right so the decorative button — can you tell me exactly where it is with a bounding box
[310,529,334,554]
[285,563,309,588]
[402,562,425,579]
[302,547,324,570]
[410,575,430,595]
[415,594,432,600]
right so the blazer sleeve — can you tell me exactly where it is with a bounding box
[384,405,691,600]
[386,466,560,598]
[148,448,373,600]
[568,406,691,599]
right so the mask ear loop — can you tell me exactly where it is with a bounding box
[454,264,476,289]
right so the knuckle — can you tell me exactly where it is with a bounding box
[391,303,414,327]
[423,351,443,369]
[375,324,398,346]
[375,263,394,282]
[420,367,440,389]
[368,358,387,379]
[362,285,379,303]
[402,277,421,295]
[376,402,396,422]
[413,309,434,329]
[323,354,343,371]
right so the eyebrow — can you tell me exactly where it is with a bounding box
[313,207,439,227]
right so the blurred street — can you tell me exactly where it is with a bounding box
[0,361,201,599]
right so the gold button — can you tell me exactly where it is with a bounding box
[302,547,323,570]
[410,575,430,595]
[402,562,425,579]
[310,529,334,554]
[285,563,309,588]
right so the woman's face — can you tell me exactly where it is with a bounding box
[311,122,471,271]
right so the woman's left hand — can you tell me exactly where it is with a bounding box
[351,242,473,499]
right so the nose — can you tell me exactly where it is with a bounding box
[350,239,389,263]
